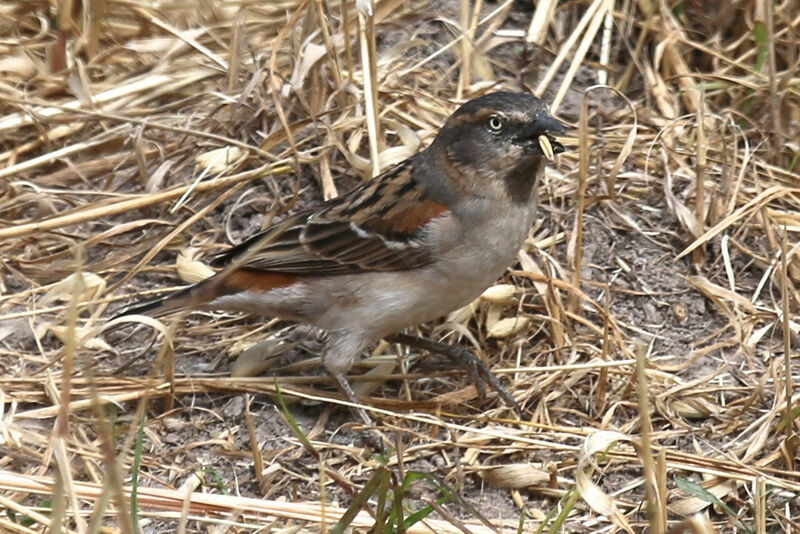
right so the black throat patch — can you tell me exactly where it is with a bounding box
[503,157,543,204]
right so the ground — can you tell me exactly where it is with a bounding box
[1,0,799,533]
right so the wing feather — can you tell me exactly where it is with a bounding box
[210,160,449,276]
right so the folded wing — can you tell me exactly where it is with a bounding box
[211,161,449,275]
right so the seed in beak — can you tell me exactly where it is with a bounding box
[538,135,555,160]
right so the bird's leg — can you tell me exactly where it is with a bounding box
[329,372,392,451]
[330,372,373,427]
[322,332,391,449]
[385,332,522,414]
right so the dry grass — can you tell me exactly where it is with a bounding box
[1,0,799,532]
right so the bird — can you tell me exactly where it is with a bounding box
[115,91,566,424]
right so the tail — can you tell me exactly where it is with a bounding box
[112,284,203,320]
[112,267,295,321]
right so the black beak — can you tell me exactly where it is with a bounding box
[518,113,567,156]
[531,114,567,137]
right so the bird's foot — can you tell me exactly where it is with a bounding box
[386,333,522,414]
[331,373,391,451]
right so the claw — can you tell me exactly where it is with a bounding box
[466,359,488,399]
[386,333,522,414]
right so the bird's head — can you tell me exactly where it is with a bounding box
[432,92,566,202]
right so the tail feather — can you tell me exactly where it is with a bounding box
[112,267,294,321]
[112,284,199,320]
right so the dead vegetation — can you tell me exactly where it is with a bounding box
[0,0,799,532]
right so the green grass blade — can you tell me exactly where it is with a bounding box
[130,410,146,534]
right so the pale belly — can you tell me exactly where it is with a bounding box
[317,262,504,339]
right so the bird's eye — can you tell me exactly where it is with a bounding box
[487,115,503,132]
